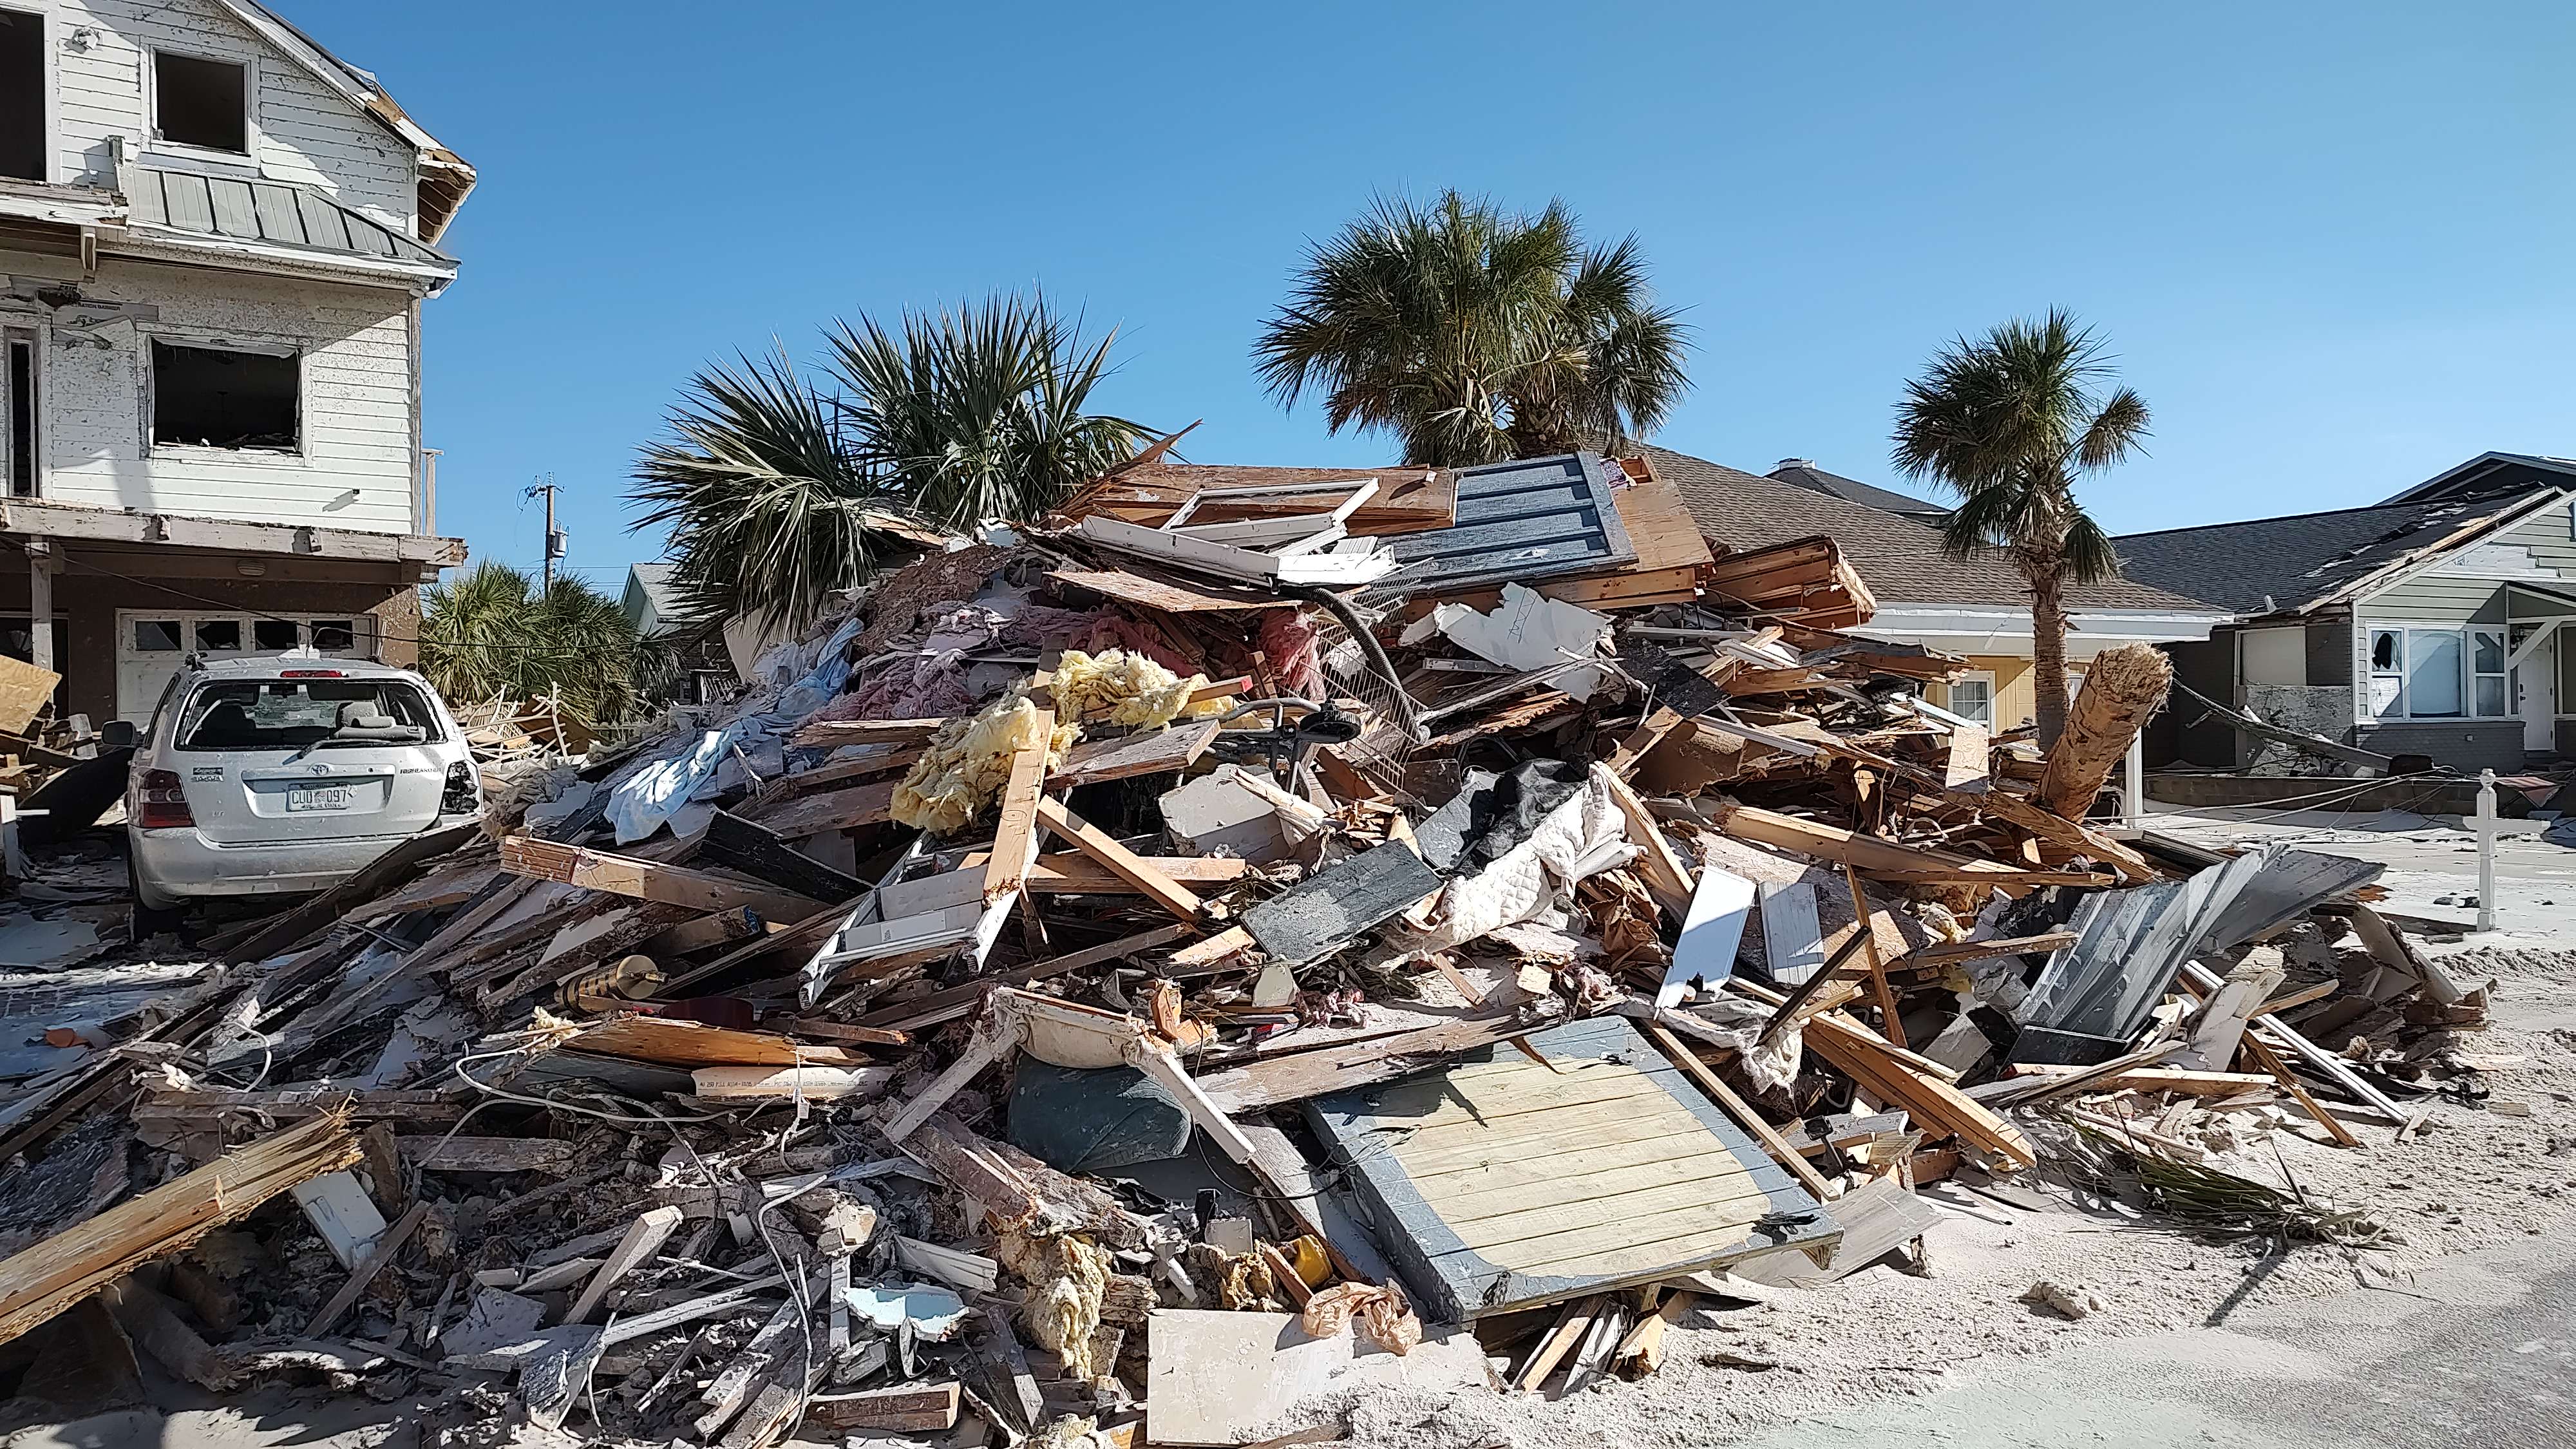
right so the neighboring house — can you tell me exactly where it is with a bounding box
[621,562,734,705]
[2116,452,2576,772]
[1647,446,2228,731]
[0,1,471,724]
[1765,457,1950,522]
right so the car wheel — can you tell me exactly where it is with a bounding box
[127,851,185,939]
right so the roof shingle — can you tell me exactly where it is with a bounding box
[1645,446,2215,614]
[2113,492,2550,615]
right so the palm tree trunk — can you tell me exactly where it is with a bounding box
[2029,563,2070,751]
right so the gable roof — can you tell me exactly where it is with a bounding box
[1645,446,2215,614]
[2116,487,2569,616]
[2372,451,2576,507]
[223,2,477,243]
[1765,459,1948,518]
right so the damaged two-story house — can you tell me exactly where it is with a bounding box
[0,0,469,724]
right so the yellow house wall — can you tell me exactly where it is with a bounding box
[1937,654,2040,730]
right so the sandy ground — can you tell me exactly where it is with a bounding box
[1320,942,2576,1449]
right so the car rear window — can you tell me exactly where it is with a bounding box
[175,678,445,751]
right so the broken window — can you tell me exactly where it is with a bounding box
[253,619,300,650]
[135,620,183,652]
[155,52,248,154]
[195,620,242,652]
[0,10,40,182]
[4,332,32,497]
[152,341,299,451]
[2367,629,2403,718]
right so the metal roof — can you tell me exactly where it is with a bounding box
[123,166,455,274]
[1377,452,1635,591]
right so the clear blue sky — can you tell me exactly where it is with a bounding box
[290,1,2571,585]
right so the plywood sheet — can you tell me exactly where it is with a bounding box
[1305,1014,1839,1321]
[0,656,60,737]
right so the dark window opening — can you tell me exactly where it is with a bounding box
[135,620,183,652]
[253,620,301,650]
[312,620,355,650]
[152,341,298,450]
[155,52,247,153]
[0,11,39,182]
[196,620,242,651]
[5,337,32,497]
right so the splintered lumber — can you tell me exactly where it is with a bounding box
[1844,866,1906,1050]
[2002,1065,2277,1098]
[307,1200,430,1336]
[806,1381,961,1432]
[790,717,947,748]
[2240,1031,2365,1148]
[1052,718,1221,788]
[1612,1291,1692,1379]
[1192,1008,1560,1113]
[1731,980,2031,1169]
[562,1014,868,1067]
[983,713,1054,903]
[739,779,898,839]
[1600,766,1694,919]
[0,1109,359,1346]
[1513,1295,1603,1391]
[222,822,481,962]
[2036,643,2173,819]
[1642,1021,1834,1199]
[1706,804,2062,891]
[1943,723,1991,795]
[565,1206,685,1323]
[1034,797,1205,920]
[2179,961,2408,1122]
[498,835,822,924]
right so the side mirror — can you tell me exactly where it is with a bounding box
[101,720,138,750]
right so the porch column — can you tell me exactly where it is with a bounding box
[23,540,52,674]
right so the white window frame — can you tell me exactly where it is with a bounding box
[142,332,307,459]
[1944,670,1997,728]
[2360,620,2510,723]
[146,45,260,166]
[0,3,53,187]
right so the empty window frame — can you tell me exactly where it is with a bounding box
[3,330,33,497]
[151,340,299,451]
[154,51,249,154]
[0,9,40,182]
[2364,624,2509,721]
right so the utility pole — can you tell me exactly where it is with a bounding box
[524,475,565,591]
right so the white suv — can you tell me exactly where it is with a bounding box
[127,652,482,913]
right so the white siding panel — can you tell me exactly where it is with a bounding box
[48,0,416,231]
[37,261,417,535]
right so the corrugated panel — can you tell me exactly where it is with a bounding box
[251,184,306,245]
[123,166,452,269]
[1378,452,1637,591]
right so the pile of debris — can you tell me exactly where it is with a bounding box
[0,450,2496,1447]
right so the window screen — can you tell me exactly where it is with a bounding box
[153,341,298,450]
[156,52,247,153]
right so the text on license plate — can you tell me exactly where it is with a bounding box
[287,784,355,812]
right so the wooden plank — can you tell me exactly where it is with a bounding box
[983,713,1054,903]
[850,923,1192,1032]
[1942,723,1991,795]
[1599,767,1694,919]
[1709,804,2065,891]
[788,718,947,749]
[1051,719,1220,788]
[307,1201,428,1336]
[1197,1009,1557,1113]
[1045,567,1299,613]
[565,1206,685,1323]
[564,1014,866,1068]
[0,1112,358,1346]
[1642,1022,1834,1199]
[952,852,1253,893]
[1845,866,1907,1050]
[1034,797,1204,920]
[1734,982,2031,1169]
[223,822,480,962]
[399,1137,578,1173]
[1605,706,1687,778]
[806,1382,960,1433]
[739,780,896,839]
[498,835,823,923]
[699,810,867,904]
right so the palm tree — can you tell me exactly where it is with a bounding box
[1253,191,1689,466]
[418,562,672,728]
[1892,309,2150,750]
[632,296,1153,635]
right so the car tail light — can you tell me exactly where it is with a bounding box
[442,760,481,815]
[135,769,194,829]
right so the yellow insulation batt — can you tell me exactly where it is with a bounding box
[1054,649,1231,728]
[889,691,1077,834]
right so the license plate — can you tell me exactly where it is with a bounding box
[287,784,355,812]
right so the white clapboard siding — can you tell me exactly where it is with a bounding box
[49,0,416,234]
